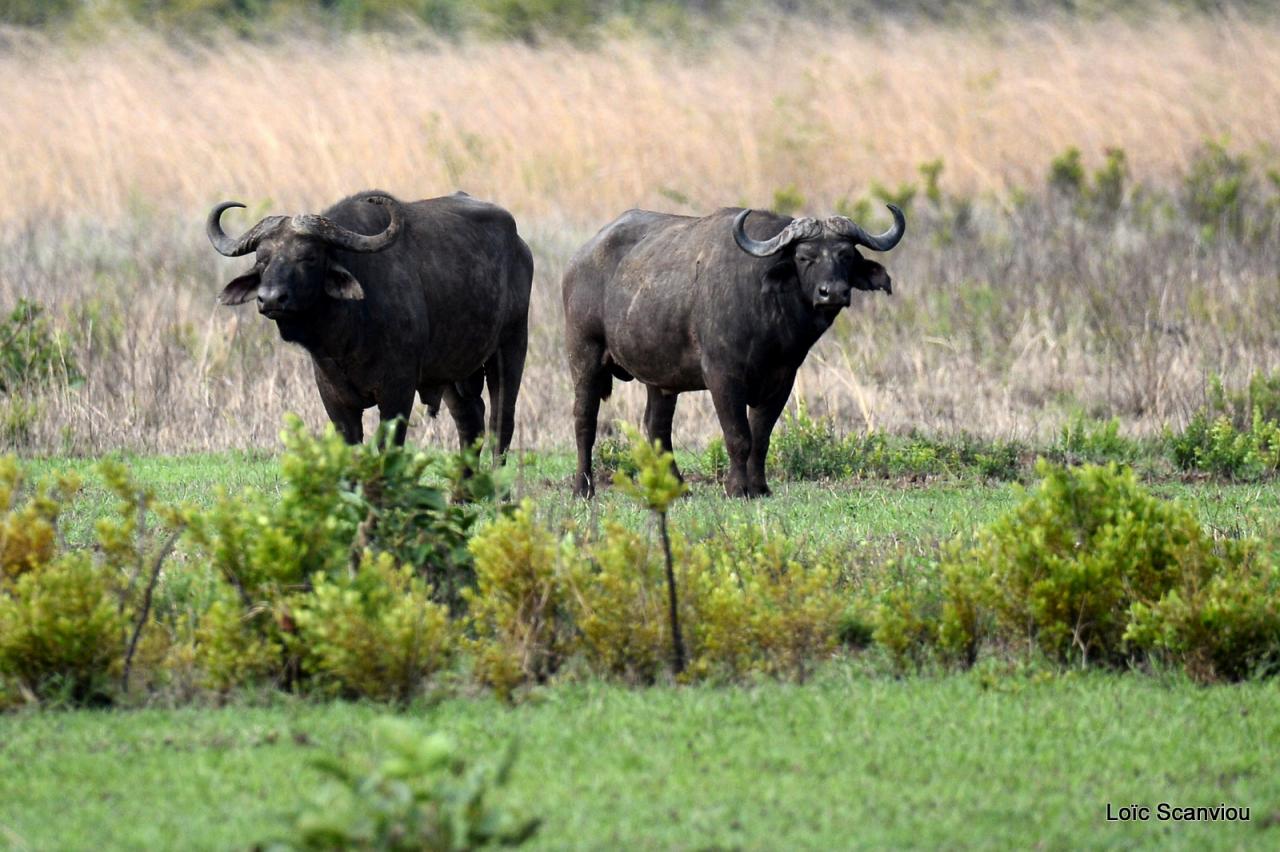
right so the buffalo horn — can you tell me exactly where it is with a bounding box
[731,210,822,257]
[825,204,906,252]
[206,202,288,257]
[290,195,402,254]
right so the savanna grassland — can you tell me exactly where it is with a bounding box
[5,3,1280,850]
[3,8,1280,452]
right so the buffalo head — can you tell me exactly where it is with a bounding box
[206,196,402,319]
[731,204,905,312]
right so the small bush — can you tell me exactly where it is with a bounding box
[1126,541,1280,683]
[1048,146,1085,195]
[185,416,497,695]
[769,403,852,480]
[271,718,539,851]
[0,298,82,395]
[295,552,454,703]
[1166,372,1280,479]
[943,462,1207,666]
[0,552,126,705]
[1182,139,1251,239]
[1052,412,1140,465]
[465,501,576,697]
[0,456,183,705]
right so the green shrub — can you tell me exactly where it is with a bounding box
[700,436,729,480]
[294,552,455,703]
[1048,146,1085,195]
[185,416,496,694]
[0,552,125,705]
[1052,412,1140,465]
[771,184,806,216]
[568,524,846,683]
[769,402,852,480]
[465,501,576,697]
[1090,147,1129,216]
[270,718,539,851]
[0,298,82,395]
[0,455,185,705]
[1126,541,1280,682]
[1182,139,1251,239]
[943,462,1208,666]
[595,432,639,479]
[1167,372,1280,479]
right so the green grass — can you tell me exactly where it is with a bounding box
[8,451,1280,849]
[1,671,1277,850]
[26,449,1280,552]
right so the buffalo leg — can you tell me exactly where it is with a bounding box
[707,376,754,498]
[571,362,609,499]
[485,326,528,459]
[321,396,364,445]
[745,374,796,497]
[643,385,683,483]
[377,389,415,447]
[443,379,486,453]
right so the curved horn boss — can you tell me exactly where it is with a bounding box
[290,195,403,253]
[731,209,822,257]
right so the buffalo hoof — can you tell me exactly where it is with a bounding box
[573,473,596,499]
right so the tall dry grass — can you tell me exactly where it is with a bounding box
[0,14,1278,456]
[1,15,1276,223]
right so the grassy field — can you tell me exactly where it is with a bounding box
[24,449,1280,550]
[4,447,1280,848]
[4,9,1280,849]
[3,13,1280,454]
[2,669,1277,849]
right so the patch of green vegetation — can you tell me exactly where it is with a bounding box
[1,672,1277,849]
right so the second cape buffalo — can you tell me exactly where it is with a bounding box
[563,203,905,497]
[207,190,533,452]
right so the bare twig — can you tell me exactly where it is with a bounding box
[121,526,183,694]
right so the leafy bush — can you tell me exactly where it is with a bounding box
[0,456,183,705]
[769,405,1023,482]
[270,718,539,851]
[465,501,576,698]
[1126,540,1280,683]
[294,552,454,703]
[1182,139,1252,239]
[0,552,126,705]
[1168,374,1280,479]
[1046,146,1129,219]
[1051,412,1140,465]
[185,416,496,696]
[866,462,1280,682]
[938,462,1208,666]
[567,524,846,684]
[769,403,853,480]
[0,298,82,395]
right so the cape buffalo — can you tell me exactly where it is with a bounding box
[562,203,904,497]
[207,190,533,452]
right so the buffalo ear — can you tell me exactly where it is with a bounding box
[761,258,796,296]
[218,270,261,305]
[852,260,892,294]
[325,263,365,300]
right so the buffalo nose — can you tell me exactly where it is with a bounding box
[258,290,288,313]
[818,285,830,299]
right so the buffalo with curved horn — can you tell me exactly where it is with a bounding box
[208,190,533,451]
[562,203,904,497]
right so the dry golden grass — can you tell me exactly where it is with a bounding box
[1,15,1277,456]
[1,15,1276,224]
